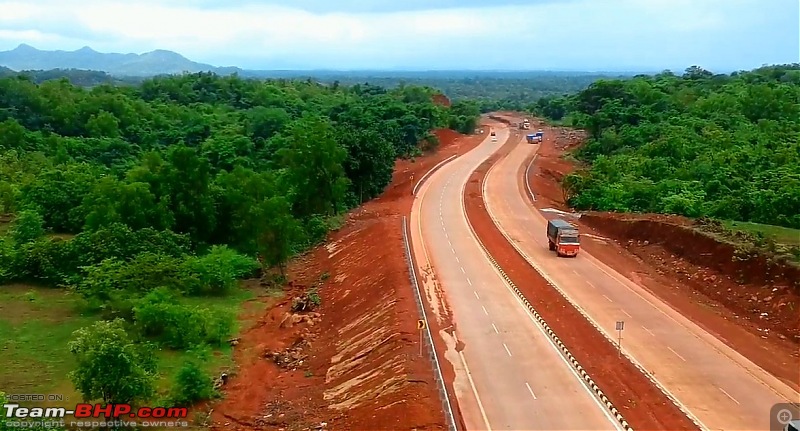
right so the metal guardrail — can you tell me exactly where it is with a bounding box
[401,216,459,431]
[481,153,703,431]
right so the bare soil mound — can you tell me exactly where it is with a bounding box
[580,212,800,343]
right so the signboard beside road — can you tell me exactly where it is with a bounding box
[417,319,426,357]
[615,320,624,357]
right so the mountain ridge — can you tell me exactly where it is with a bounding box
[0,44,657,78]
[0,44,244,77]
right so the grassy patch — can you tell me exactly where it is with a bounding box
[326,213,347,231]
[0,280,273,409]
[723,221,800,247]
[698,219,800,265]
[0,285,94,402]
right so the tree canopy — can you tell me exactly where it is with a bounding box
[534,65,800,229]
[0,71,476,409]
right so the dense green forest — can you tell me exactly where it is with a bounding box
[534,65,800,232]
[297,72,630,112]
[0,71,478,420]
[0,67,621,111]
[0,66,141,87]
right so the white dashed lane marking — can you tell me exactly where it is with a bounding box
[668,346,686,362]
[718,387,739,405]
[525,382,537,400]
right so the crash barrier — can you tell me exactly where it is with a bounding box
[478,160,706,431]
[413,154,457,196]
[401,216,459,431]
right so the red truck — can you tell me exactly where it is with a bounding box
[547,219,580,257]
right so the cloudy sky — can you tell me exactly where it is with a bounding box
[0,0,797,71]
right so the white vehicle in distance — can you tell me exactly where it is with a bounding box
[490,130,497,142]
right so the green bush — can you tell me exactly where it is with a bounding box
[68,319,158,405]
[170,359,217,407]
[10,209,45,244]
[133,288,234,349]
[180,245,258,296]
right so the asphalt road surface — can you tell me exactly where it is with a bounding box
[483,137,800,431]
[410,126,624,431]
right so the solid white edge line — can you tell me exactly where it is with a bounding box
[413,133,495,431]
[475,150,626,431]
[453,331,494,431]
[524,153,537,202]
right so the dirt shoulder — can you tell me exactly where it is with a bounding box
[209,127,484,430]
[524,119,800,392]
[463,128,697,430]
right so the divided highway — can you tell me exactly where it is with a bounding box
[409,126,624,430]
[483,137,800,431]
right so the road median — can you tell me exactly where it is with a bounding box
[462,134,699,431]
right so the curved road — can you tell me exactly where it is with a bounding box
[410,124,623,430]
[483,137,800,431]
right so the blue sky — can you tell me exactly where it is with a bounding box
[0,0,797,71]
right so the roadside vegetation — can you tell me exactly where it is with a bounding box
[0,71,478,424]
[530,65,800,262]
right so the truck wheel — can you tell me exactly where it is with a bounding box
[548,241,555,251]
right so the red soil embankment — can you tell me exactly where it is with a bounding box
[524,118,800,391]
[209,128,484,430]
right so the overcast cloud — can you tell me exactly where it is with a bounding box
[0,0,797,71]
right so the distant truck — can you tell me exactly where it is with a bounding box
[525,131,543,144]
[546,219,580,257]
[522,118,530,129]
[490,130,497,142]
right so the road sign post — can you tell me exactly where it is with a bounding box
[417,319,426,357]
[615,320,624,357]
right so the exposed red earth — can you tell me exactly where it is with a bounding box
[462,129,698,430]
[522,120,800,392]
[208,127,484,430]
[431,94,452,107]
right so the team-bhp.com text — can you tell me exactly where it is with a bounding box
[3,403,189,428]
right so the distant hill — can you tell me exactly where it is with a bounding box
[0,44,653,80]
[0,44,243,77]
[0,44,644,101]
